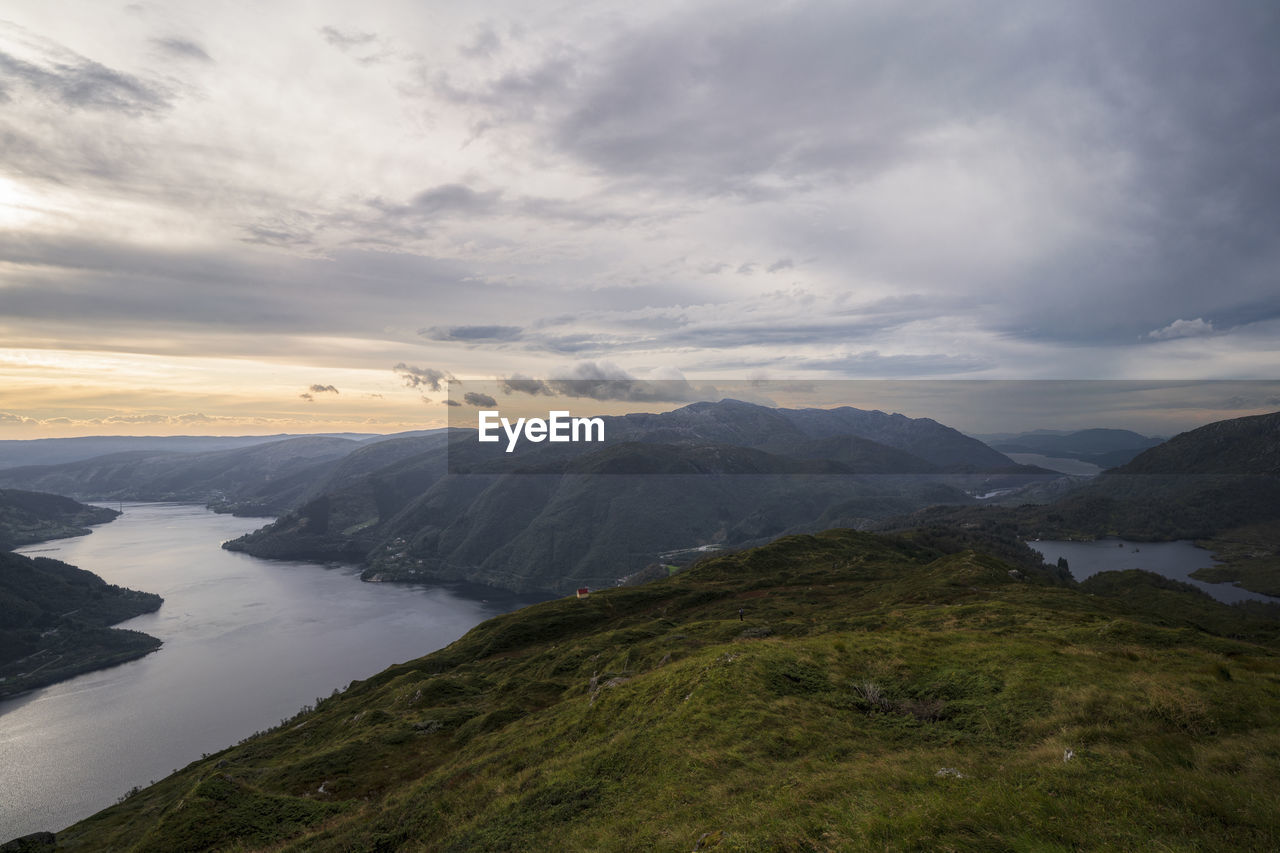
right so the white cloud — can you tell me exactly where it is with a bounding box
[1147,318,1214,341]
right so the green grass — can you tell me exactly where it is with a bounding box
[52,529,1280,852]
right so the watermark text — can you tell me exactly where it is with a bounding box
[478,410,605,452]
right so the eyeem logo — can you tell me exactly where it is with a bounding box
[478,410,605,452]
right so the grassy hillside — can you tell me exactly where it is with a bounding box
[52,529,1280,851]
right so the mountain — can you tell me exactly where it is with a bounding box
[226,448,977,593]
[573,399,1019,471]
[896,410,1280,596]
[0,432,456,520]
[988,428,1164,469]
[224,401,1056,593]
[775,405,1019,470]
[0,433,384,471]
[907,411,1280,537]
[0,437,365,509]
[1029,410,1280,538]
[207,431,456,516]
[46,528,1280,851]
[0,550,162,700]
[1111,412,1279,476]
[0,489,119,550]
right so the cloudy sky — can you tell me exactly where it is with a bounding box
[2,0,1278,437]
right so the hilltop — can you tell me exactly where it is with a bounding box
[49,528,1280,851]
[0,489,119,551]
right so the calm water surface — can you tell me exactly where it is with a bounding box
[1028,538,1278,605]
[1,503,532,838]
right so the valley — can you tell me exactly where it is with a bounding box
[2,400,1277,849]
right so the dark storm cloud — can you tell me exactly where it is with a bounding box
[435,0,1280,349]
[318,25,391,65]
[790,351,992,376]
[240,219,316,248]
[432,52,578,123]
[518,332,625,355]
[980,2,1280,345]
[462,391,497,407]
[355,185,503,241]
[498,362,719,403]
[459,25,501,59]
[0,117,204,196]
[370,184,502,218]
[421,325,523,343]
[0,46,169,114]
[443,399,462,407]
[500,377,554,396]
[393,364,452,392]
[152,37,213,62]
[319,26,378,50]
[0,232,519,344]
[308,384,339,394]
[542,1,1034,194]
[500,293,942,359]
[358,184,642,237]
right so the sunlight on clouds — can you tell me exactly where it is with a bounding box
[0,348,446,437]
[0,176,60,230]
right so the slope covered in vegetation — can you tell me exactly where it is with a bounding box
[53,529,1280,851]
[0,550,162,699]
[0,489,119,551]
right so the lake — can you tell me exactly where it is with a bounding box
[1027,538,1277,605]
[1,503,535,839]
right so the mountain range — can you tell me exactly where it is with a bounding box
[218,401,1058,594]
[903,410,1280,596]
[0,432,451,517]
[0,433,389,471]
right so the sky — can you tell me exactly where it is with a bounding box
[2,0,1279,438]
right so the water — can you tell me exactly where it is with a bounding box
[1027,538,1278,605]
[1,503,533,839]
[1003,452,1103,476]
